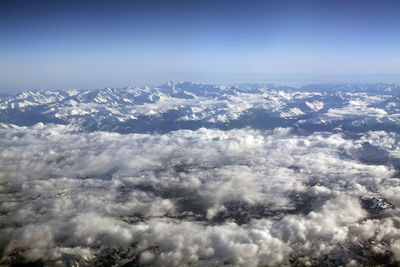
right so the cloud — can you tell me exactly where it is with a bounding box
[0,124,400,265]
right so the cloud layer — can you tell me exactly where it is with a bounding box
[1,123,400,266]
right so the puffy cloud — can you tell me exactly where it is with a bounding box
[0,124,400,265]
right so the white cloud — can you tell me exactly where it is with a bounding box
[0,124,399,265]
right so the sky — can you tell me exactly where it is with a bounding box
[1,0,400,92]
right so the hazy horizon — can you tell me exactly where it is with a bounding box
[1,0,400,93]
[1,72,400,95]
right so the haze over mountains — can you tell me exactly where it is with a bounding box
[1,82,400,266]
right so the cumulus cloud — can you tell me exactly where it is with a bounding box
[0,124,400,266]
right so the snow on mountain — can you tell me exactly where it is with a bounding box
[305,100,324,111]
[0,82,399,133]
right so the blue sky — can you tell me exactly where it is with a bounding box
[1,0,400,92]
